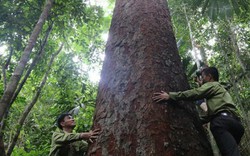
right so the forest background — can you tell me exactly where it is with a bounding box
[0,0,249,155]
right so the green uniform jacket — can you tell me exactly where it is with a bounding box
[169,81,239,121]
[49,128,88,156]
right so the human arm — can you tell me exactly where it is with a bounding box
[169,82,216,101]
[52,128,100,144]
[153,82,217,103]
[151,88,208,102]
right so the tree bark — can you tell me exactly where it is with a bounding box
[0,0,54,155]
[1,47,13,91]
[88,0,212,155]
[6,44,63,156]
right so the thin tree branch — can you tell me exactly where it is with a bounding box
[2,47,13,91]
[10,22,54,106]
[6,43,63,156]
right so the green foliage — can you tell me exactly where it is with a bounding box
[0,0,112,155]
[189,0,249,21]
[12,148,48,156]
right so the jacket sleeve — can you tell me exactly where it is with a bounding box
[169,83,216,101]
[52,131,82,144]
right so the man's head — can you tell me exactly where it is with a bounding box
[201,67,219,83]
[57,113,76,130]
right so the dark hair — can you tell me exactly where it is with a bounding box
[56,113,72,129]
[202,67,219,81]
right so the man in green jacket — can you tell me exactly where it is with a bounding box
[49,113,99,156]
[152,67,244,156]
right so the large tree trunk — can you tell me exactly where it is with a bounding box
[88,0,212,155]
[0,0,54,155]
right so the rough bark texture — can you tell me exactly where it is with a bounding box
[89,0,213,156]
